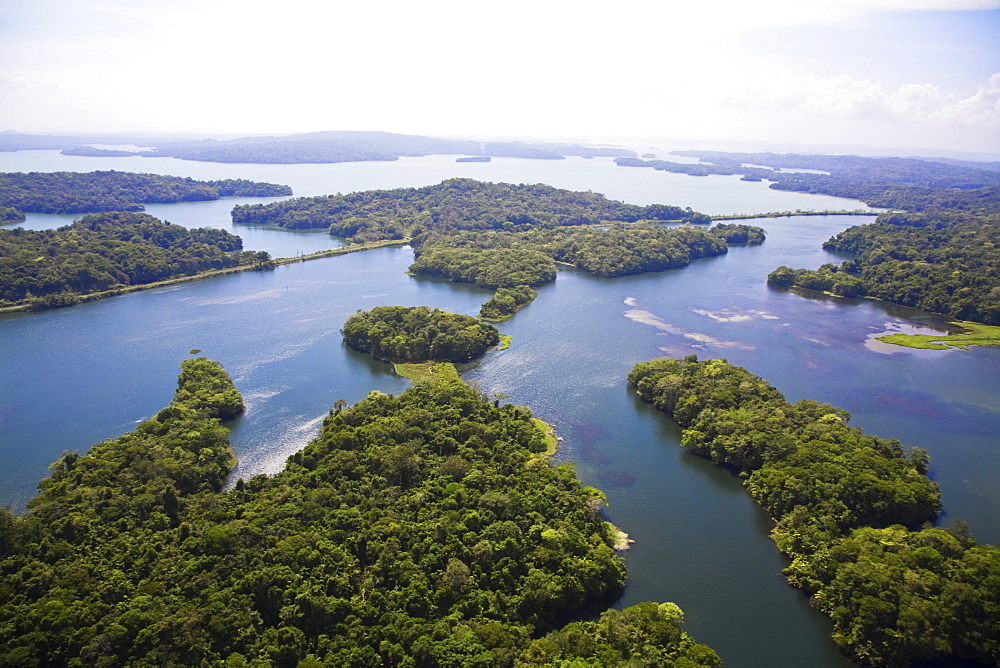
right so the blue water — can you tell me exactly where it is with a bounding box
[1,152,996,666]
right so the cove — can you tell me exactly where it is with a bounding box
[1,154,998,666]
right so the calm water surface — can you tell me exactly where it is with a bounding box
[1,153,996,666]
[0,150,869,215]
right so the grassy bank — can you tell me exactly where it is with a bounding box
[532,417,559,457]
[877,320,1000,350]
[393,361,462,385]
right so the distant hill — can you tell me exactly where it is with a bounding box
[910,156,1000,174]
[619,151,1000,213]
[0,132,167,152]
[0,130,635,165]
[144,131,636,164]
[669,151,1000,190]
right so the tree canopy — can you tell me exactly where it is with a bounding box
[341,306,501,363]
[619,152,1000,214]
[629,151,1000,325]
[769,211,1000,324]
[0,359,720,666]
[0,211,272,310]
[409,223,763,288]
[629,355,999,665]
[479,285,538,321]
[0,171,291,217]
[0,206,24,225]
[230,178,711,238]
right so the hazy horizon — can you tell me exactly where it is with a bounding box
[2,1,998,155]
[3,127,999,163]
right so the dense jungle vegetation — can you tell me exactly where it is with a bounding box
[230,178,712,239]
[629,356,999,666]
[409,242,557,289]
[617,152,1000,212]
[231,179,758,297]
[341,306,501,363]
[409,223,763,287]
[0,171,291,215]
[0,359,720,666]
[709,223,767,245]
[0,212,272,309]
[479,285,537,321]
[0,206,23,224]
[768,212,1000,324]
[618,151,1000,325]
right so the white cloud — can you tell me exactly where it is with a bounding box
[886,83,946,117]
[723,70,1000,131]
[0,0,997,151]
[931,74,1000,128]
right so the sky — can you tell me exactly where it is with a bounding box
[1,0,998,155]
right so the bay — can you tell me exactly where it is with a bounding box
[1,150,878,251]
[0,150,997,666]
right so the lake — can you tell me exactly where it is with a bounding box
[1,150,997,666]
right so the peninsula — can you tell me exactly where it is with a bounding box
[0,358,721,666]
[629,355,998,666]
[0,170,291,216]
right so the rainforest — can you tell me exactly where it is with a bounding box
[1,147,998,666]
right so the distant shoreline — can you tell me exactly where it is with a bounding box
[0,206,877,316]
[711,209,876,221]
[0,237,411,314]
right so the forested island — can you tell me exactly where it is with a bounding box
[0,170,291,216]
[768,209,1000,325]
[479,285,537,321]
[409,223,762,287]
[0,205,23,224]
[341,306,501,362]
[629,356,999,666]
[232,178,757,292]
[0,359,721,666]
[618,152,1000,204]
[231,179,762,326]
[0,212,272,310]
[230,178,712,235]
[617,151,1000,326]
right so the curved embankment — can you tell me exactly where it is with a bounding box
[0,238,411,314]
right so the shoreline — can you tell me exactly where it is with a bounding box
[711,209,875,221]
[607,523,634,551]
[875,319,1000,350]
[781,284,1000,346]
[0,237,412,314]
